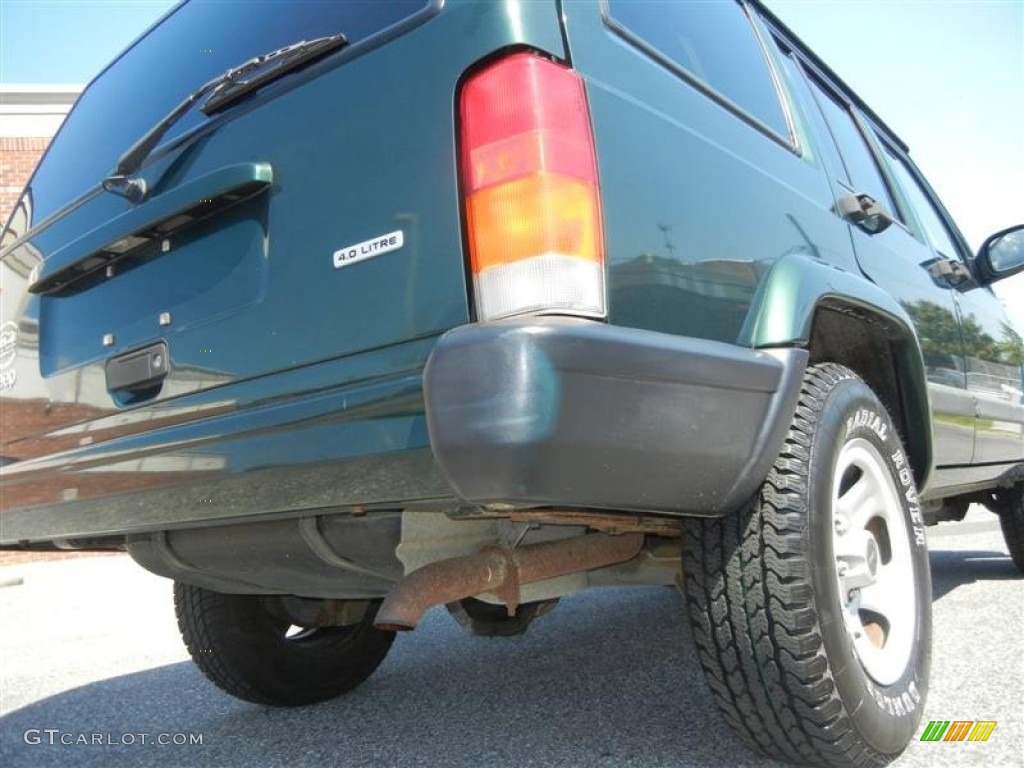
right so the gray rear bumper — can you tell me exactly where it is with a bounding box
[424,318,807,516]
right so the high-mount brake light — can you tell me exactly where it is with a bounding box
[459,52,605,322]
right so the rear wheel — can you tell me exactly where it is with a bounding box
[684,363,931,766]
[174,583,395,706]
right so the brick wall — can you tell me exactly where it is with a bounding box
[0,137,49,226]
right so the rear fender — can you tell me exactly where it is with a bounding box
[740,253,933,488]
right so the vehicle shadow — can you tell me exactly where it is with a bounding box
[0,587,785,768]
[928,548,1019,602]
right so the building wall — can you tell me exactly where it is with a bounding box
[0,136,49,225]
[0,85,81,227]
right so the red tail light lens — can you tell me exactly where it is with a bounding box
[460,52,605,321]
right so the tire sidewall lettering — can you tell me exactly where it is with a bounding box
[810,378,932,750]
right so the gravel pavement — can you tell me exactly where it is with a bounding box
[1,508,1020,768]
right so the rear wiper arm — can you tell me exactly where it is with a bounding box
[107,33,347,189]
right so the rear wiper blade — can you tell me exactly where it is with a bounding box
[200,34,350,116]
[108,33,347,184]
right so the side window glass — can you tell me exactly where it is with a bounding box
[772,42,847,178]
[878,144,963,259]
[804,75,898,216]
[607,0,790,139]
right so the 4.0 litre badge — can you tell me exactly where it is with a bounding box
[333,230,404,269]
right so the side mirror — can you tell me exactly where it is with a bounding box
[976,224,1024,284]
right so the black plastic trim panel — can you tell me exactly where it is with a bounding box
[424,317,808,516]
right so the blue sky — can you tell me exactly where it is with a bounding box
[0,0,1021,323]
[0,1,177,83]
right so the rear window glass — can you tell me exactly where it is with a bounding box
[805,76,898,217]
[28,0,431,222]
[772,41,847,177]
[607,0,789,139]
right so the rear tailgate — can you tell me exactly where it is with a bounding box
[0,0,566,529]
[4,0,464,395]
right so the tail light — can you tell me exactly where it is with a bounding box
[459,52,605,322]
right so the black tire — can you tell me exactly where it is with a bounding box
[445,597,557,637]
[994,484,1024,573]
[684,363,931,766]
[174,583,395,706]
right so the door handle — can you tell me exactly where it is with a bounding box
[926,257,972,288]
[837,192,895,235]
[106,341,169,404]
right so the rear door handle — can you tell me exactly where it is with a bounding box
[837,192,895,235]
[106,342,169,403]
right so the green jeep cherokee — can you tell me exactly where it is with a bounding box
[1,1,1022,765]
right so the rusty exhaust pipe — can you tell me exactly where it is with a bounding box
[374,532,643,631]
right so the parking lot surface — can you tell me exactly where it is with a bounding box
[1,509,1020,767]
